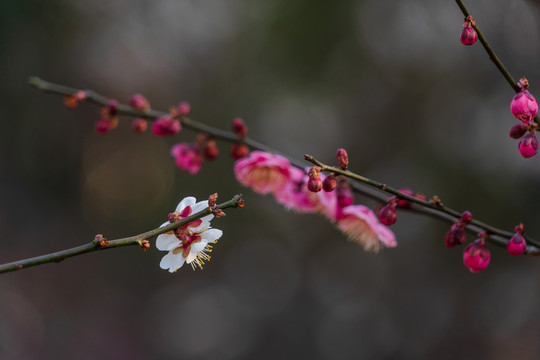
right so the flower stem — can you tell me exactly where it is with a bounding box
[0,194,244,274]
[454,0,538,123]
[28,77,540,256]
[304,154,540,255]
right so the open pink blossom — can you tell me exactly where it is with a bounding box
[336,205,397,253]
[171,143,203,175]
[234,151,291,194]
[274,166,319,213]
[463,239,490,273]
[156,196,222,272]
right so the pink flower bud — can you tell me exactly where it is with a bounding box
[95,118,111,134]
[152,117,182,136]
[507,232,526,256]
[463,239,491,273]
[511,90,538,124]
[445,226,466,248]
[230,143,249,160]
[460,23,478,46]
[129,94,150,111]
[107,99,118,117]
[204,139,219,160]
[170,143,202,175]
[518,132,538,158]
[177,101,191,116]
[307,167,322,192]
[231,118,248,138]
[307,176,322,192]
[396,188,415,208]
[460,211,473,225]
[336,148,348,169]
[132,118,148,133]
[378,204,397,226]
[509,123,528,139]
[322,174,337,192]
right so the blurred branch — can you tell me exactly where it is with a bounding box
[0,194,244,274]
[455,0,539,123]
[28,77,540,256]
[304,154,540,255]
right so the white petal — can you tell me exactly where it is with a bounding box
[192,200,209,212]
[201,228,223,243]
[175,197,196,212]
[160,252,185,272]
[185,251,198,263]
[190,241,208,253]
[156,234,180,251]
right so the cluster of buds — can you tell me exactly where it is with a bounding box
[64,90,87,109]
[93,234,109,247]
[230,118,249,160]
[460,16,478,46]
[444,211,472,248]
[208,193,226,218]
[509,78,539,158]
[169,133,224,175]
[151,100,190,136]
[307,166,322,192]
[95,100,119,134]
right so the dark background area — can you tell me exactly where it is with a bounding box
[1,0,540,359]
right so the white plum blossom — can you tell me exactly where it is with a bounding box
[156,197,223,272]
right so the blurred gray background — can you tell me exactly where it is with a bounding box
[1,0,540,359]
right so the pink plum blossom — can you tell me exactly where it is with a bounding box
[336,205,397,253]
[234,151,291,194]
[274,166,319,213]
[171,143,203,175]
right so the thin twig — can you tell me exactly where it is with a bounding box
[304,154,540,255]
[0,194,244,274]
[455,0,539,123]
[28,77,540,256]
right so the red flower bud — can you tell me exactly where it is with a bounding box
[509,123,528,139]
[463,239,490,272]
[518,132,538,158]
[177,101,191,116]
[336,148,348,169]
[322,174,337,192]
[230,143,249,160]
[132,118,148,133]
[511,89,538,124]
[129,94,150,111]
[378,204,397,226]
[231,118,248,138]
[204,139,219,160]
[460,23,477,46]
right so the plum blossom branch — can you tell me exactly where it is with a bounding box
[304,154,540,255]
[0,194,244,274]
[455,0,539,124]
[28,78,540,256]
